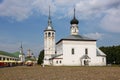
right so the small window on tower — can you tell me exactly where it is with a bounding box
[45,33,47,37]
[52,32,54,37]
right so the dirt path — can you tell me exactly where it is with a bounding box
[0,66,120,80]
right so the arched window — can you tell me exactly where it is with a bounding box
[45,33,47,37]
[72,48,74,55]
[3,57,5,60]
[102,58,104,62]
[7,58,9,61]
[60,61,62,64]
[48,32,51,37]
[85,48,88,55]
[56,61,58,64]
[75,29,76,32]
[52,32,54,37]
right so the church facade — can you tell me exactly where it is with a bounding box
[43,8,106,66]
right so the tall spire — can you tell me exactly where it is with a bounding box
[48,5,52,27]
[20,42,24,54]
[70,8,79,24]
[49,5,51,20]
[44,6,54,30]
[20,42,23,49]
[74,8,75,19]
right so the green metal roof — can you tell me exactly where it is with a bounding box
[0,51,18,58]
[12,52,20,58]
[25,57,36,61]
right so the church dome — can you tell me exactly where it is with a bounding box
[70,8,79,24]
[70,17,79,24]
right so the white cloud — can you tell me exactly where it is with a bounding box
[100,7,120,33]
[32,0,56,16]
[54,0,78,7]
[84,32,104,40]
[0,0,56,21]
[0,0,120,20]
[0,0,120,33]
[74,0,120,19]
[0,0,35,21]
[73,0,120,33]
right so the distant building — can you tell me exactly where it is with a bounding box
[0,51,19,63]
[0,43,37,65]
[19,43,25,62]
[19,44,37,64]
[25,49,36,62]
[43,8,106,66]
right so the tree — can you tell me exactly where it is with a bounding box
[100,45,120,64]
[37,50,44,65]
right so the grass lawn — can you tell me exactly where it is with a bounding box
[0,65,120,80]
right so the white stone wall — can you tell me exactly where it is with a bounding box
[0,55,18,61]
[71,24,79,35]
[44,30,55,65]
[19,54,25,62]
[53,58,63,66]
[62,40,95,66]
[90,56,106,66]
[56,41,63,55]
[44,31,55,55]
[56,40,106,66]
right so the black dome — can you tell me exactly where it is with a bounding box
[70,17,79,24]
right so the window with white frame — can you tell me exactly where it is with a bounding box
[85,48,88,55]
[72,48,74,55]
[102,58,104,62]
[60,60,62,64]
[56,61,58,64]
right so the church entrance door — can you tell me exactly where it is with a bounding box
[84,60,89,66]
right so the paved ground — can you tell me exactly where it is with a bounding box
[0,66,120,80]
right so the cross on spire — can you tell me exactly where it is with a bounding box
[70,8,79,24]
[45,5,54,30]
[20,42,23,49]
[49,5,51,20]
[48,5,52,27]
[20,42,24,55]
[74,8,76,19]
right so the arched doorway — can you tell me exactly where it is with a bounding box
[84,60,89,66]
[80,54,91,66]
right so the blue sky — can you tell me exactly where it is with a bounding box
[0,0,120,56]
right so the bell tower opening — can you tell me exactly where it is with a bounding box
[70,8,79,35]
[44,6,56,65]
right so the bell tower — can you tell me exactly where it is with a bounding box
[19,42,25,62]
[70,8,79,35]
[44,6,55,65]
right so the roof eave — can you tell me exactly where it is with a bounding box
[56,39,96,45]
[44,29,55,32]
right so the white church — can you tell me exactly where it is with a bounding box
[43,8,106,66]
